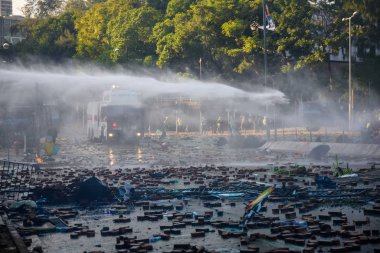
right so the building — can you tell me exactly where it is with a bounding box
[0,15,24,46]
[330,42,380,63]
[0,0,12,16]
[0,0,25,47]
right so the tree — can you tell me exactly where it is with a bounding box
[11,0,379,101]
[153,0,262,80]
[63,0,89,14]
[107,6,162,65]
[75,1,113,62]
[144,0,170,13]
[341,0,380,107]
[15,11,77,60]
[23,0,64,18]
[165,0,195,18]
[75,0,162,64]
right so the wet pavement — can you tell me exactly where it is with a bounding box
[1,126,380,253]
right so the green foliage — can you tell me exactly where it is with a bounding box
[63,0,89,14]
[23,0,64,18]
[13,0,380,99]
[108,6,162,64]
[273,166,290,176]
[75,1,113,62]
[222,19,246,38]
[16,11,77,60]
[144,0,170,13]
[166,0,195,18]
[75,0,163,63]
[332,155,353,177]
[153,0,260,79]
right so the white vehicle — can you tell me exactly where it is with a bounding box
[87,89,144,143]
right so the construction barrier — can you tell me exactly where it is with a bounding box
[260,141,380,159]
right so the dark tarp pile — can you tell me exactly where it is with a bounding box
[71,176,114,202]
[308,144,330,160]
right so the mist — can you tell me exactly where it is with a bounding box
[0,63,288,108]
[1,61,373,136]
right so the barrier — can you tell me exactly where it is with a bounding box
[260,141,380,159]
[0,160,38,200]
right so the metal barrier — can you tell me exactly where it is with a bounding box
[260,141,380,159]
[0,160,38,200]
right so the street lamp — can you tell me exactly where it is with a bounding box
[261,0,267,87]
[2,42,11,63]
[250,0,270,140]
[199,58,202,80]
[342,11,358,131]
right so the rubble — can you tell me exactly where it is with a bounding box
[1,137,379,253]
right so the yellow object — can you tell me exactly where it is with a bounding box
[45,142,54,156]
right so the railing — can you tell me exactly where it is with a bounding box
[0,160,38,200]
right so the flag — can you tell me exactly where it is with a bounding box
[259,4,276,31]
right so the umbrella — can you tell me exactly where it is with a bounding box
[242,186,274,225]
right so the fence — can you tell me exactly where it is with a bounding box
[0,160,38,201]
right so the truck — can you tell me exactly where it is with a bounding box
[87,89,145,143]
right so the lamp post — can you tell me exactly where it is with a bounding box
[262,0,270,140]
[342,11,358,131]
[250,0,270,140]
[2,42,11,63]
[199,58,202,80]
[262,0,267,87]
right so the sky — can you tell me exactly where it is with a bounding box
[13,0,25,16]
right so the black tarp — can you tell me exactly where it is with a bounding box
[71,176,114,202]
[309,144,330,160]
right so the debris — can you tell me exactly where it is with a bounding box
[9,200,37,210]
[308,144,330,160]
[315,175,336,189]
[71,176,114,202]
[118,181,135,202]
[215,137,227,146]
[242,186,274,225]
[1,161,379,253]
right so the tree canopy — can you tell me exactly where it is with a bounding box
[9,0,380,104]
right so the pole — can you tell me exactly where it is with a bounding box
[274,106,277,141]
[199,110,202,134]
[199,58,202,80]
[343,11,358,130]
[262,0,267,87]
[24,134,26,155]
[35,83,41,153]
[348,17,352,131]
[262,0,270,141]
[175,110,178,134]
[83,104,85,133]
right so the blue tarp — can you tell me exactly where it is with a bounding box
[315,176,336,189]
